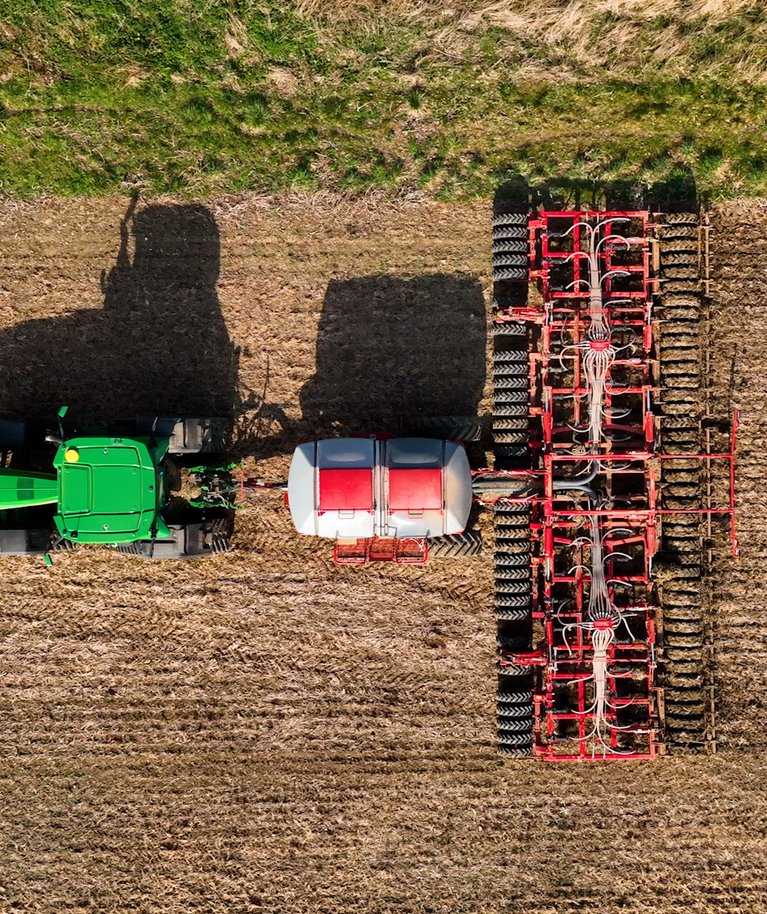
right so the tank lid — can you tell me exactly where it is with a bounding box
[319,468,373,513]
[388,467,442,512]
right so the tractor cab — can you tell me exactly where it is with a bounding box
[0,433,171,549]
[52,436,170,544]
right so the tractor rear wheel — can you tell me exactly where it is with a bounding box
[111,417,229,456]
[0,420,28,450]
[0,528,53,555]
[117,518,232,560]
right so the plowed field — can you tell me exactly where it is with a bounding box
[0,195,764,913]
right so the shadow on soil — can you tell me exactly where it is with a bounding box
[493,170,699,215]
[491,169,700,310]
[246,274,487,459]
[0,198,239,424]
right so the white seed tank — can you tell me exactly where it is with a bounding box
[287,438,472,539]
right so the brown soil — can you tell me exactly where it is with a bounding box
[0,194,764,913]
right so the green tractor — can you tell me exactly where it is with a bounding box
[0,408,235,562]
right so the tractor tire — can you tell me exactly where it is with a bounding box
[496,662,534,676]
[492,345,530,470]
[167,418,230,456]
[492,209,529,309]
[494,500,533,622]
[492,212,527,227]
[111,417,229,456]
[117,519,232,560]
[51,536,77,552]
[491,203,537,759]
[493,319,527,338]
[0,420,28,450]
[206,516,234,554]
[493,255,528,271]
[406,416,482,443]
[498,730,534,748]
[492,226,527,241]
[656,210,709,752]
[495,497,535,757]
[664,212,699,225]
[0,528,51,555]
[427,530,482,558]
[497,700,534,718]
[492,239,527,254]
[498,716,532,733]
[498,743,533,758]
[495,605,532,622]
[497,689,534,706]
[497,683,534,756]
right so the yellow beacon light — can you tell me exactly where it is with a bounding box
[64,447,80,463]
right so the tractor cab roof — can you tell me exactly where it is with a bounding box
[53,436,169,544]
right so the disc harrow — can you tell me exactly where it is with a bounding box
[489,207,738,761]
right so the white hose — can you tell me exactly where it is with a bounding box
[586,511,619,749]
[582,344,615,448]
[591,626,614,734]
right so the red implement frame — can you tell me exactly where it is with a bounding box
[334,536,428,565]
[494,211,738,760]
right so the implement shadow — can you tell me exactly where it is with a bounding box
[493,170,699,214]
[249,274,487,458]
[0,199,239,423]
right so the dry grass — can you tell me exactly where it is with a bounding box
[0,193,765,912]
[298,0,767,80]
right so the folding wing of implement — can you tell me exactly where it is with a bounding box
[488,208,737,761]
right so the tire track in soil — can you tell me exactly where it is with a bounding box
[708,200,767,748]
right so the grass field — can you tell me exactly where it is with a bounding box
[3,1,767,197]
[0,192,764,912]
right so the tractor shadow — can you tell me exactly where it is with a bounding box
[246,274,488,459]
[0,199,239,424]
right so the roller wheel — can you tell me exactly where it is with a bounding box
[656,210,708,752]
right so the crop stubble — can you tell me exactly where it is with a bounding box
[0,195,764,913]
